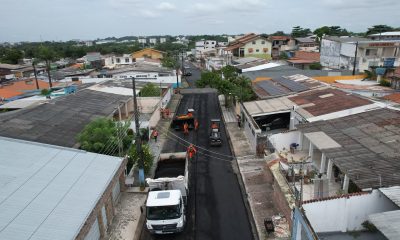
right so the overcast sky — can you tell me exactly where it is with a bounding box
[1,0,399,42]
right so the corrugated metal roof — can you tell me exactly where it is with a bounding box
[0,137,123,240]
[369,210,400,240]
[380,186,400,207]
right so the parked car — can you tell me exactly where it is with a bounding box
[183,71,192,76]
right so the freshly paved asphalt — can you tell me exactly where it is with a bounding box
[140,64,253,240]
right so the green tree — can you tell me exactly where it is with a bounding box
[161,55,180,69]
[221,65,238,80]
[128,144,154,174]
[291,26,312,38]
[0,48,24,64]
[140,83,161,97]
[36,46,57,88]
[77,118,133,156]
[271,31,287,36]
[366,25,394,35]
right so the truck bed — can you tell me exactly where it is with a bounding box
[154,158,186,178]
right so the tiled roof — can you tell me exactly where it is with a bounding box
[293,51,320,62]
[269,36,291,41]
[225,33,267,51]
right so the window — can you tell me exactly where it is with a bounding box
[111,59,114,64]
[261,41,265,44]
[125,58,129,63]
[366,49,370,56]
[263,48,269,53]
[248,48,254,53]
[116,58,120,63]
[256,49,260,52]
[252,41,256,45]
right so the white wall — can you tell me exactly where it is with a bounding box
[269,131,302,152]
[243,38,272,56]
[320,39,341,69]
[303,190,399,233]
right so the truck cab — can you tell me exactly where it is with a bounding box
[146,190,186,234]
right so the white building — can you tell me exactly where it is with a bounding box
[160,37,167,43]
[369,31,400,41]
[138,38,147,44]
[102,54,134,68]
[320,36,400,72]
[149,38,157,45]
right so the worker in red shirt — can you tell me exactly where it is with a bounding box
[183,122,189,135]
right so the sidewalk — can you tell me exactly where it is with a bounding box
[220,103,290,240]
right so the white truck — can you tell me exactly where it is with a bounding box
[145,152,189,234]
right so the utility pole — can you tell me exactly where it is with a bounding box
[132,77,145,190]
[352,41,359,76]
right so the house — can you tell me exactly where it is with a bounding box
[0,79,56,101]
[104,63,180,85]
[0,84,132,148]
[0,136,126,240]
[241,87,379,151]
[320,36,400,72]
[369,31,400,41]
[132,48,165,60]
[224,33,272,59]
[0,63,35,80]
[102,54,134,68]
[287,51,320,69]
[294,37,319,52]
[269,36,296,58]
[160,37,167,43]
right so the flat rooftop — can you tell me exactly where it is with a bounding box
[297,108,400,190]
[0,137,123,240]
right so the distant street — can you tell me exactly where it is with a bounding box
[140,64,253,240]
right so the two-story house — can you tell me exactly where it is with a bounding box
[224,33,272,59]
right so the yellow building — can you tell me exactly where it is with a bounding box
[132,48,166,60]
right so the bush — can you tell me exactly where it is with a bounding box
[128,144,154,174]
[77,118,133,156]
[41,88,50,95]
[309,62,322,70]
[140,83,161,97]
[379,79,391,87]
[362,220,377,232]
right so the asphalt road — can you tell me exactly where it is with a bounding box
[183,62,201,88]
[140,65,253,240]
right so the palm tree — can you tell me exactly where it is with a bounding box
[32,59,40,90]
[37,46,57,88]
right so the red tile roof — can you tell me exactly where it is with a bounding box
[269,36,291,41]
[225,33,266,51]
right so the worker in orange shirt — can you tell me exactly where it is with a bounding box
[187,144,197,159]
[211,122,218,129]
[183,122,189,135]
[194,119,199,131]
[152,129,159,142]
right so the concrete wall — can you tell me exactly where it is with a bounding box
[148,87,172,129]
[269,131,302,152]
[76,158,127,240]
[320,39,341,69]
[302,190,399,233]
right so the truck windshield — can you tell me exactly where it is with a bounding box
[147,204,181,220]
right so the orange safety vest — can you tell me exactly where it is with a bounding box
[187,144,197,158]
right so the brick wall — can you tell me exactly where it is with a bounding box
[75,157,127,240]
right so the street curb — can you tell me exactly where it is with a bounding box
[133,196,148,240]
[218,100,260,240]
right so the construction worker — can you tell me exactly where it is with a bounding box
[187,144,197,159]
[194,119,199,131]
[152,129,159,142]
[183,122,189,135]
[211,122,218,129]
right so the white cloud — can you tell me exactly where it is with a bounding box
[157,2,176,11]
[141,9,160,18]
